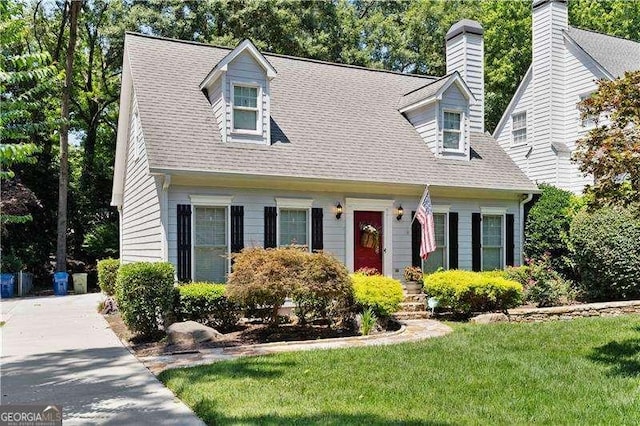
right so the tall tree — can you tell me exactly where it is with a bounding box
[56,0,81,272]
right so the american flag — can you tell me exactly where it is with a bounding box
[415,186,437,260]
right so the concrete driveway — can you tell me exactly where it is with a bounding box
[0,293,204,425]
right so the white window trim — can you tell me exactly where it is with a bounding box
[511,111,527,147]
[422,210,449,272]
[231,81,262,135]
[275,198,313,251]
[441,109,465,154]
[190,195,234,281]
[578,92,596,129]
[480,210,506,271]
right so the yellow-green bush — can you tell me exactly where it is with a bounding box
[351,273,404,317]
[424,270,522,315]
[175,282,240,331]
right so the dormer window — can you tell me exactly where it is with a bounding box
[232,84,260,132]
[443,111,462,151]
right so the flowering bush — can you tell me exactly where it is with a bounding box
[505,254,575,307]
[403,266,423,283]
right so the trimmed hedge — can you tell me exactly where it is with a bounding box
[351,273,404,317]
[569,206,640,301]
[176,282,240,331]
[424,270,522,315]
[97,258,119,295]
[115,262,175,337]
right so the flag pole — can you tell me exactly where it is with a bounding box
[410,186,429,226]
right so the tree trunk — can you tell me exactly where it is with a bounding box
[56,0,81,272]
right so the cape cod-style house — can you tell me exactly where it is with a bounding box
[494,0,640,195]
[111,20,537,283]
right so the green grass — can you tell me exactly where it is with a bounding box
[160,316,640,425]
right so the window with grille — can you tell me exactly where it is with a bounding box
[194,206,228,282]
[423,213,447,272]
[443,111,462,150]
[482,214,503,271]
[232,85,259,131]
[279,209,308,246]
[512,112,527,145]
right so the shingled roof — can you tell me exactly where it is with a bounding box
[567,26,640,78]
[125,33,536,192]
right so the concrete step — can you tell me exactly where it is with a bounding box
[393,311,431,320]
[398,302,427,312]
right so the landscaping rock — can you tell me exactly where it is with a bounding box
[471,313,509,324]
[100,296,118,314]
[167,321,223,346]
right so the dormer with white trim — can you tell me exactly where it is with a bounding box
[400,72,475,160]
[200,39,277,145]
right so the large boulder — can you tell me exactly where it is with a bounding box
[470,313,509,324]
[166,321,223,346]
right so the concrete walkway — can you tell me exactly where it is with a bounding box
[0,294,203,425]
[141,319,453,374]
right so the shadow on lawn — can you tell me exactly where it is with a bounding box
[588,338,640,377]
[192,400,453,426]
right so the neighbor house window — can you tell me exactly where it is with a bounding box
[279,209,308,246]
[482,214,504,271]
[423,213,447,273]
[579,94,595,128]
[194,206,228,282]
[232,85,259,131]
[443,111,462,150]
[512,112,527,145]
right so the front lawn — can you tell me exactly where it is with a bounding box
[160,315,640,425]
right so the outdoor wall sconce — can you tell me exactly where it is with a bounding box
[336,202,343,220]
[396,205,404,221]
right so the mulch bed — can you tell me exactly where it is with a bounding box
[104,313,398,357]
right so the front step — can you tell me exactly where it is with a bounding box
[393,311,431,320]
[399,301,427,312]
[403,293,426,303]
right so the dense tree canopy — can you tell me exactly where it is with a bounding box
[2,0,639,282]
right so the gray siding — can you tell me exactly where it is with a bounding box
[446,33,484,132]
[405,104,437,155]
[166,186,522,280]
[121,94,163,263]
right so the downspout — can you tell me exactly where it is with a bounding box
[519,193,534,265]
[117,206,123,264]
[161,174,171,261]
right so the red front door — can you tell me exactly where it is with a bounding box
[354,211,383,274]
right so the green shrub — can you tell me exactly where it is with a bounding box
[351,273,404,317]
[115,262,175,337]
[569,206,640,301]
[228,247,353,326]
[505,255,575,307]
[424,270,522,315]
[176,282,240,331]
[97,258,120,295]
[524,184,575,276]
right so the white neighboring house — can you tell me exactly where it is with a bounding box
[494,0,640,195]
[111,20,537,283]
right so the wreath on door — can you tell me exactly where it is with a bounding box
[360,223,381,253]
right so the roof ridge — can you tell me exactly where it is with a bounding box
[568,25,640,45]
[125,31,438,80]
[401,73,450,97]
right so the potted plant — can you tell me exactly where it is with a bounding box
[403,266,424,294]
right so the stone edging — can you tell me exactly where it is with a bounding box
[507,300,640,322]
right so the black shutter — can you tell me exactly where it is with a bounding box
[264,206,277,248]
[311,207,323,252]
[472,212,482,272]
[177,204,192,282]
[231,206,244,253]
[411,211,421,267]
[448,212,459,269]
[506,213,515,267]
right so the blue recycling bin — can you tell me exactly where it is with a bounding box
[1,274,15,298]
[53,272,69,296]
